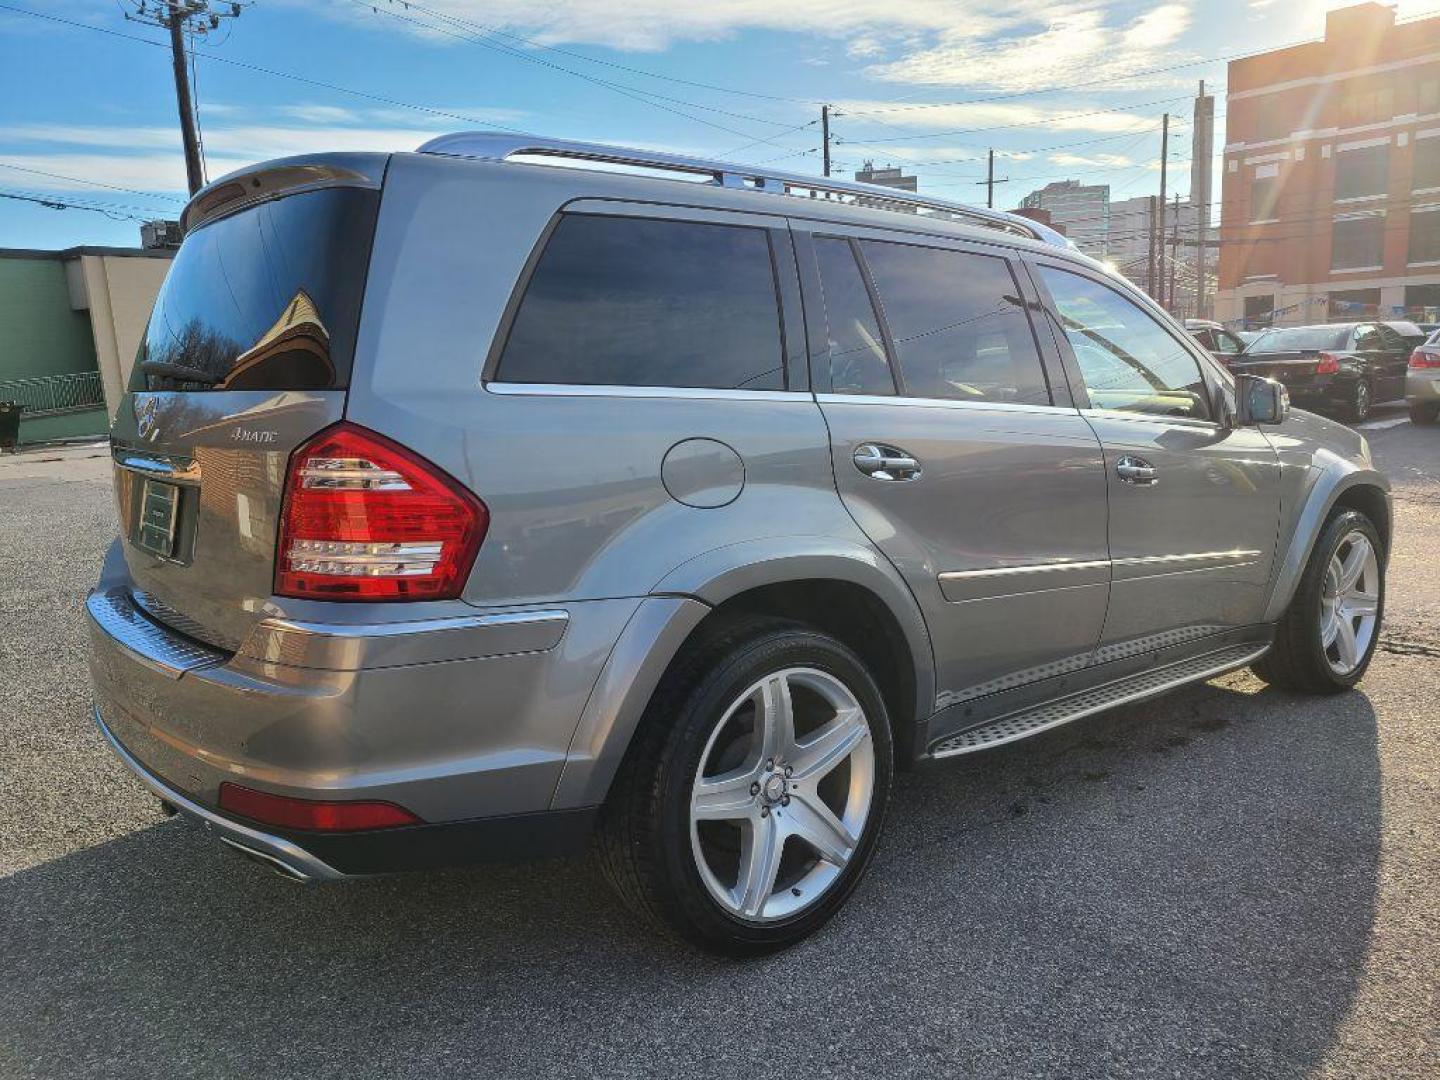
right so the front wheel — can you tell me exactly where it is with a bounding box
[1254,509,1384,693]
[597,618,893,955]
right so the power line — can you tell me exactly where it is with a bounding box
[0,161,186,200]
[0,188,165,221]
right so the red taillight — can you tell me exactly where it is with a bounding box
[219,782,423,832]
[1315,352,1341,375]
[1410,347,1440,369]
[275,422,487,601]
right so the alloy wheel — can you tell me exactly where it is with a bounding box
[1320,530,1380,675]
[689,667,874,923]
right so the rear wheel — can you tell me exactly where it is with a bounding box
[1254,509,1384,694]
[597,618,893,955]
[1342,379,1372,423]
[1410,400,1440,425]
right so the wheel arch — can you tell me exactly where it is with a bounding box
[1263,469,1392,624]
[550,541,937,810]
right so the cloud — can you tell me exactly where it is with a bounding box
[863,3,1195,93]
[1049,152,1135,168]
[835,98,1163,136]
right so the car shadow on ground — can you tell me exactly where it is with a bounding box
[1,677,1381,1080]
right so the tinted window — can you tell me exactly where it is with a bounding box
[497,215,784,390]
[813,237,893,395]
[1352,324,1382,351]
[132,188,379,392]
[1038,266,1211,421]
[1247,325,1351,353]
[859,241,1049,405]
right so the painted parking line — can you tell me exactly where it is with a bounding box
[1356,415,1411,431]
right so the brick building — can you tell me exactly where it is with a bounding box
[1217,3,1440,328]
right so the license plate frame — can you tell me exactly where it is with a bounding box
[136,478,181,558]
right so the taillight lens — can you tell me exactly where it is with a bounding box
[220,782,422,832]
[1315,352,1341,375]
[1410,348,1440,369]
[275,422,487,601]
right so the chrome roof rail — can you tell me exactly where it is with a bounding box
[416,132,1071,248]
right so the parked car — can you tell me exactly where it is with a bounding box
[1407,329,1440,424]
[88,135,1391,955]
[1233,321,1424,421]
[1184,318,1249,364]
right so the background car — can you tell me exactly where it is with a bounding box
[1184,318,1249,365]
[1231,320,1424,421]
[1407,328,1440,424]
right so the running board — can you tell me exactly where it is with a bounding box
[927,642,1269,759]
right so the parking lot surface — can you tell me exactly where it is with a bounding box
[1,416,1436,1079]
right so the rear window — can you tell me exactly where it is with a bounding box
[496,214,785,390]
[131,187,379,392]
[1245,325,1350,353]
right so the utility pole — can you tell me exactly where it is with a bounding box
[1191,80,1215,319]
[1169,192,1181,313]
[977,150,1010,209]
[1148,196,1158,298]
[124,1,244,196]
[822,104,831,178]
[1156,112,1169,302]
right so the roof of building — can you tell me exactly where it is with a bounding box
[0,245,174,262]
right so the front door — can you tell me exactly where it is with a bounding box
[795,226,1111,709]
[1031,262,1282,658]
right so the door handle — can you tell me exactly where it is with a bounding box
[1115,455,1158,485]
[853,443,922,481]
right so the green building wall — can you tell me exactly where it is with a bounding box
[0,252,108,445]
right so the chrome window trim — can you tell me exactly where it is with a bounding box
[1078,406,1223,431]
[484,382,813,402]
[817,392,1078,416]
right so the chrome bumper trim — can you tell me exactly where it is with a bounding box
[93,706,347,883]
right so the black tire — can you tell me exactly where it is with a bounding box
[1342,379,1372,423]
[1410,400,1440,425]
[596,617,893,956]
[1253,509,1385,694]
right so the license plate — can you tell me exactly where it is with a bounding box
[136,479,180,558]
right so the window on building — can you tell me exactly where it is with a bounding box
[1254,97,1289,141]
[1414,138,1440,190]
[1331,215,1385,270]
[1405,283,1440,320]
[813,237,894,396]
[1328,289,1382,319]
[1037,266,1211,421]
[497,214,784,389]
[859,241,1050,405]
[1243,294,1275,330]
[1420,77,1440,115]
[1409,209,1440,264]
[1250,175,1281,221]
[1340,86,1396,127]
[1334,144,1389,200]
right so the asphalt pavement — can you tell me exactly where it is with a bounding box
[0,416,1435,1079]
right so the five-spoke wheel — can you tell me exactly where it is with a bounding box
[690,668,874,922]
[1319,530,1380,676]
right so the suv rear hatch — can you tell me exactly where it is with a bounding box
[110,158,384,651]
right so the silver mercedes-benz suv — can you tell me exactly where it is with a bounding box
[89,134,1391,954]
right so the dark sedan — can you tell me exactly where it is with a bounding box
[1232,321,1424,421]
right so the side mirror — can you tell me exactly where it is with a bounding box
[1236,373,1289,426]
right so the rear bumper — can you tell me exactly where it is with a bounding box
[95,705,597,877]
[1406,369,1440,402]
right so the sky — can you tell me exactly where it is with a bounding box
[0,0,1431,249]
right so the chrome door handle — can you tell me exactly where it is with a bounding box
[853,443,922,481]
[1115,455,1158,485]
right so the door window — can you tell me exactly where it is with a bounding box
[859,241,1050,405]
[1037,265,1212,421]
[1351,324,1382,351]
[497,214,785,389]
[1215,329,1246,355]
[813,237,894,395]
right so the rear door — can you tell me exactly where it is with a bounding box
[795,224,1111,708]
[1375,323,1415,400]
[1030,260,1281,655]
[110,178,382,650]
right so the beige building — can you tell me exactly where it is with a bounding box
[64,249,172,417]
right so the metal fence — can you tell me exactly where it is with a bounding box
[0,371,106,416]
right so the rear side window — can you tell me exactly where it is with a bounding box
[859,241,1050,405]
[132,188,378,392]
[813,237,894,395]
[497,215,785,390]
